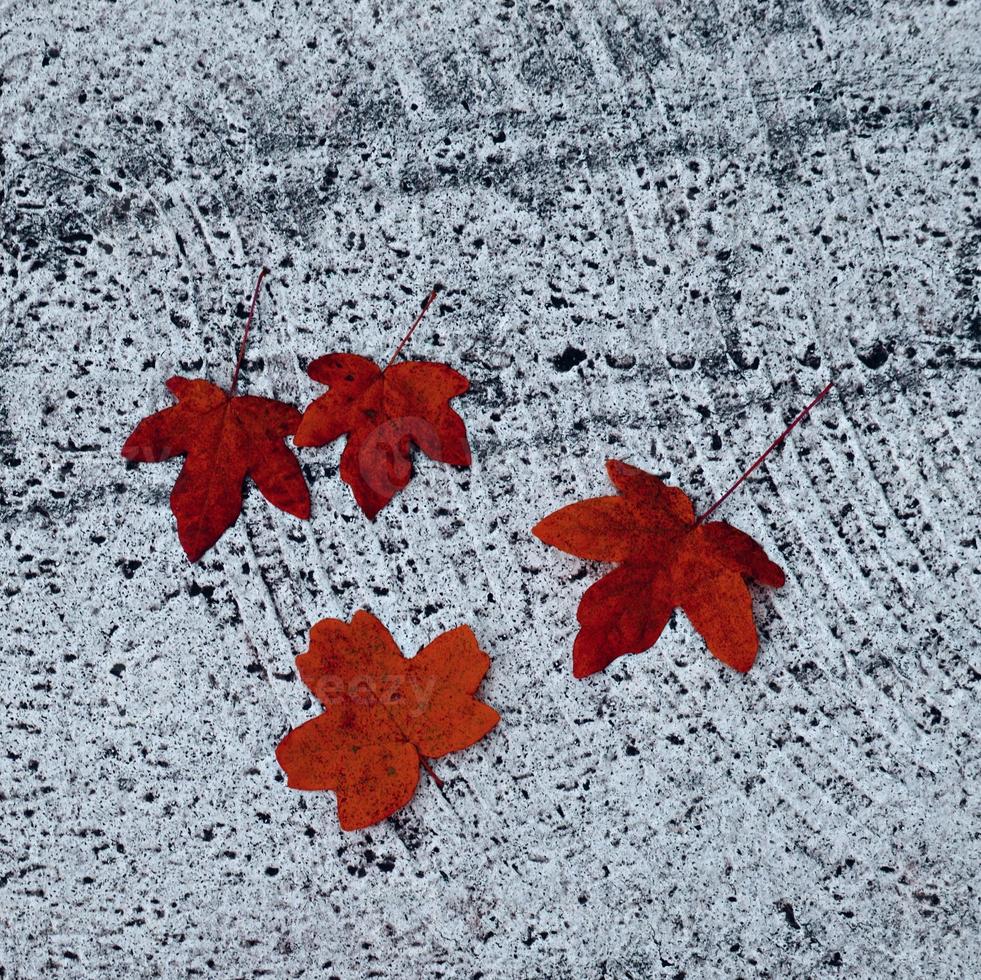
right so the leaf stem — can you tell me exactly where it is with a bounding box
[695,381,834,525]
[229,267,270,396]
[385,288,439,369]
[419,755,444,789]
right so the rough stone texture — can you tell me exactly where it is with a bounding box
[1,1,979,977]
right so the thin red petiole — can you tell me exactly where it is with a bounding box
[419,756,444,789]
[385,288,439,369]
[229,267,270,396]
[695,381,834,525]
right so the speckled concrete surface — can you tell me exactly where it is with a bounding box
[2,1,980,977]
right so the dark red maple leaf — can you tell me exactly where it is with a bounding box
[294,290,471,519]
[276,610,499,830]
[122,269,310,561]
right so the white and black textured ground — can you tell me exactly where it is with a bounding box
[1,2,979,977]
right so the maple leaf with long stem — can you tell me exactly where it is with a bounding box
[122,268,310,561]
[533,383,833,677]
[294,289,471,519]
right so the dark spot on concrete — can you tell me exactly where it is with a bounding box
[776,900,801,929]
[605,353,636,370]
[858,341,890,369]
[551,345,586,372]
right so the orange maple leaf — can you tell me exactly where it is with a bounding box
[533,460,785,677]
[276,611,499,830]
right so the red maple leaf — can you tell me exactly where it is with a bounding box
[122,269,310,561]
[276,610,499,830]
[294,290,471,519]
[533,385,832,678]
[533,460,784,676]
